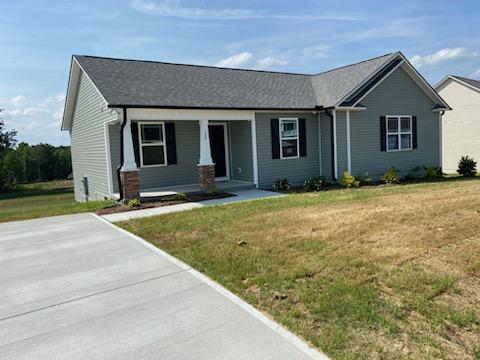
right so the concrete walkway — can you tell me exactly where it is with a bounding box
[0,213,327,360]
[101,189,282,222]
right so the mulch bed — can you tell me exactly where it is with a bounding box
[97,191,235,215]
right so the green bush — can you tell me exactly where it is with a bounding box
[126,198,141,207]
[381,167,400,184]
[206,185,220,196]
[173,192,188,201]
[423,166,442,179]
[457,156,477,177]
[405,166,423,181]
[340,172,360,188]
[304,176,327,191]
[355,172,372,186]
[273,178,291,191]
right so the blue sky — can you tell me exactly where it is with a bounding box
[1,0,479,145]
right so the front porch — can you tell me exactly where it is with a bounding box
[108,110,258,201]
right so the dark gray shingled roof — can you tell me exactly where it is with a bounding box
[452,75,480,91]
[74,52,398,109]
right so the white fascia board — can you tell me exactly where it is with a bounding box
[61,58,78,131]
[350,60,404,107]
[334,106,366,111]
[334,52,400,107]
[62,57,110,131]
[395,53,451,110]
[439,76,480,95]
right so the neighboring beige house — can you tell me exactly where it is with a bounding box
[435,75,480,173]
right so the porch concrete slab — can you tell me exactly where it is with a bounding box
[0,214,327,360]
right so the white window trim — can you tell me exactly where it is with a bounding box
[138,121,168,167]
[279,118,300,159]
[386,115,413,152]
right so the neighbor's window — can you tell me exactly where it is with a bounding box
[280,118,299,158]
[387,115,412,151]
[139,123,167,166]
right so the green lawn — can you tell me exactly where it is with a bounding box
[119,178,480,360]
[0,180,115,223]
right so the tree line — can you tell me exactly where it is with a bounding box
[0,109,72,192]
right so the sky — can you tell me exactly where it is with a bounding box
[0,0,479,146]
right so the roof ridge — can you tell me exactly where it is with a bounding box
[73,54,311,77]
[312,52,397,77]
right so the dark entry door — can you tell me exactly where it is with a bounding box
[208,125,227,178]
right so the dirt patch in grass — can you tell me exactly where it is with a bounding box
[120,179,480,359]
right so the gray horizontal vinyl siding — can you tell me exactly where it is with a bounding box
[70,71,115,202]
[256,113,319,188]
[320,112,333,180]
[229,121,253,182]
[138,121,199,189]
[335,111,349,177]
[350,66,440,178]
[109,124,121,193]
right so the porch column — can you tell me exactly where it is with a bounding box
[197,119,215,191]
[120,115,140,201]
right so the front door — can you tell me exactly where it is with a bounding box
[208,124,228,180]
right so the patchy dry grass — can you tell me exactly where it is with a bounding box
[120,179,480,359]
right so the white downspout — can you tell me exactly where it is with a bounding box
[346,110,351,174]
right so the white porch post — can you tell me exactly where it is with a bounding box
[122,118,138,171]
[197,119,215,190]
[198,119,214,165]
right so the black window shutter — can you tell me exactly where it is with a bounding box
[380,116,386,152]
[412,116,417,149]
[165,122,177,164]
[299,118,307,157]
[271,118,280,159]
[131,122,140,166]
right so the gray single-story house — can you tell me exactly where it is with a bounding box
[62,51,450,202]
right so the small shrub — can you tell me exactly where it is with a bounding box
[173,192,188,201]
[206,186,220,196]
[381,167,400,184]
[405,166,423,181]
[304,176,327,191]
[423,166,442,180]
[273,178,291,191]
[126,198,141,207]
[340,172,360,188]
[356,172,372,186]
[457,156,477,177]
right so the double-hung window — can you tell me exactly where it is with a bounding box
[387,115,412,151]
[280,118,299,158]
[139,122,167,166]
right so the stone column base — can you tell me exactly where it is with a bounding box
[120,170,140,202]
[197,164,215,191]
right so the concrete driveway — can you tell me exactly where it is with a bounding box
[0,213,326,360]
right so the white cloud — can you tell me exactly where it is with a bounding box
[410,48,474,68]
[302,45,330,59]
[0,93,68,145]
[214,52,253,68]
[130,0,363,21]
[131,0,265,20]
[255,56,288,70]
